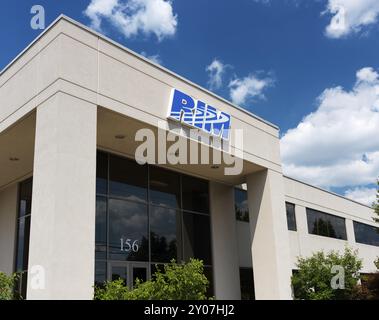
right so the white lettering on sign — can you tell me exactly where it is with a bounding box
[120,237,139,253]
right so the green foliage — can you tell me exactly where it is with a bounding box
[292,247,362,300]
[0,272,18,300]
[94,259,211,300]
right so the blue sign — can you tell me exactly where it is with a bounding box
[168,88,231,140]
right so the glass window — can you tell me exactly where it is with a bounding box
[111,266,128,285]
[96,151,108,195]
[150,205,181,263]
[235,189,249,222]
[204,266,214,297]
[240,268,255,300]
[19,178,32,218]
[133,267,147,286]
[95,151,213,286]
[354,221,379,246]
[183,211,212,265]
[15,178,33,299]
[306,208,347,240]
[149,166,181,209]
[286,202,297,231]
[109,199,148,261]
[109,154,147,202]
[182,175,209,214]
[16,216,31,272]
[95,196,107,259]
[95,261,107,287]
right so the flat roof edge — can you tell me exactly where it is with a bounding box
[0,14,279,131]
[284,175,374,209]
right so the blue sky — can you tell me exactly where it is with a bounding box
[1,0,379,204]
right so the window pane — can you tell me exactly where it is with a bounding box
[182,175,209,214]
[286,202,297,231]
[183,211,212,265]
[330,215,347,240]
[19,178,32,217]
[354,221,379,246]
[16,216,30,272]
[235,189,249,222]
[96,151,108,195]
[150,205,181,263]
[109,199,148,261]
[111,266,127,285]
[95,261,107,287]
[204,266,214,297]
[133,267,147,286]
[109,155,147,202]
[240,268,255,300]
[149,166,181,209]
[95,197,107,259]
[306,208,347,240]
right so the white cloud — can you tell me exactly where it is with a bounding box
[84,0,178,41]
[344,186,377,206]
[140,51,162,64]
[228,73,274,106]
[324,0,379,38]
[281,67,379,189]
[206,59,226,91]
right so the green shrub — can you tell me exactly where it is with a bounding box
[0,272,18,300]
[95,259,211,300]
[292,247,362,300]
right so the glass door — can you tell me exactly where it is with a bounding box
[108,262,149,289]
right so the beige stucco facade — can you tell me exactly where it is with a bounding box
[0,15,377,300]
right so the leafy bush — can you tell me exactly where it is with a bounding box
[292,247,362,300]
[0,272,18,300]
[95,259,211,300]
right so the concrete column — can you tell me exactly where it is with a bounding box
[27,93,97,300]
[346,219,356,246]
[209,182,241,300]
[0,183,18,274]
[246,169,292,300]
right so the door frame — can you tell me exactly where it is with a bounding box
[107,261,150,289]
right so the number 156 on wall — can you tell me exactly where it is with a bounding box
[120,237,139,253]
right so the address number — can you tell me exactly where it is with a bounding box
[120,238,139,253]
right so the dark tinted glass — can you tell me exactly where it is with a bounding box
[240,268,255,300]
[19,179,32,217]
[133,267,147,286]
[286,202,297,231]
[149,166,181,208]
[95,196,107,259]
[109,155,147,202]
[14,272,28,300]
[95,261,107,287]
[109,199,148,261]
[306,208,347,240]
[354,221,379,246]
[235,189,249,222]
[16,178,33,300]
[96,152,108,195]
[182,175,209,214]
[151,264,164,279]
[204,266,214,297]
[111,266,127,285]
[150,205,181,262]
[16,216,31,272]
[183,211,212,265]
